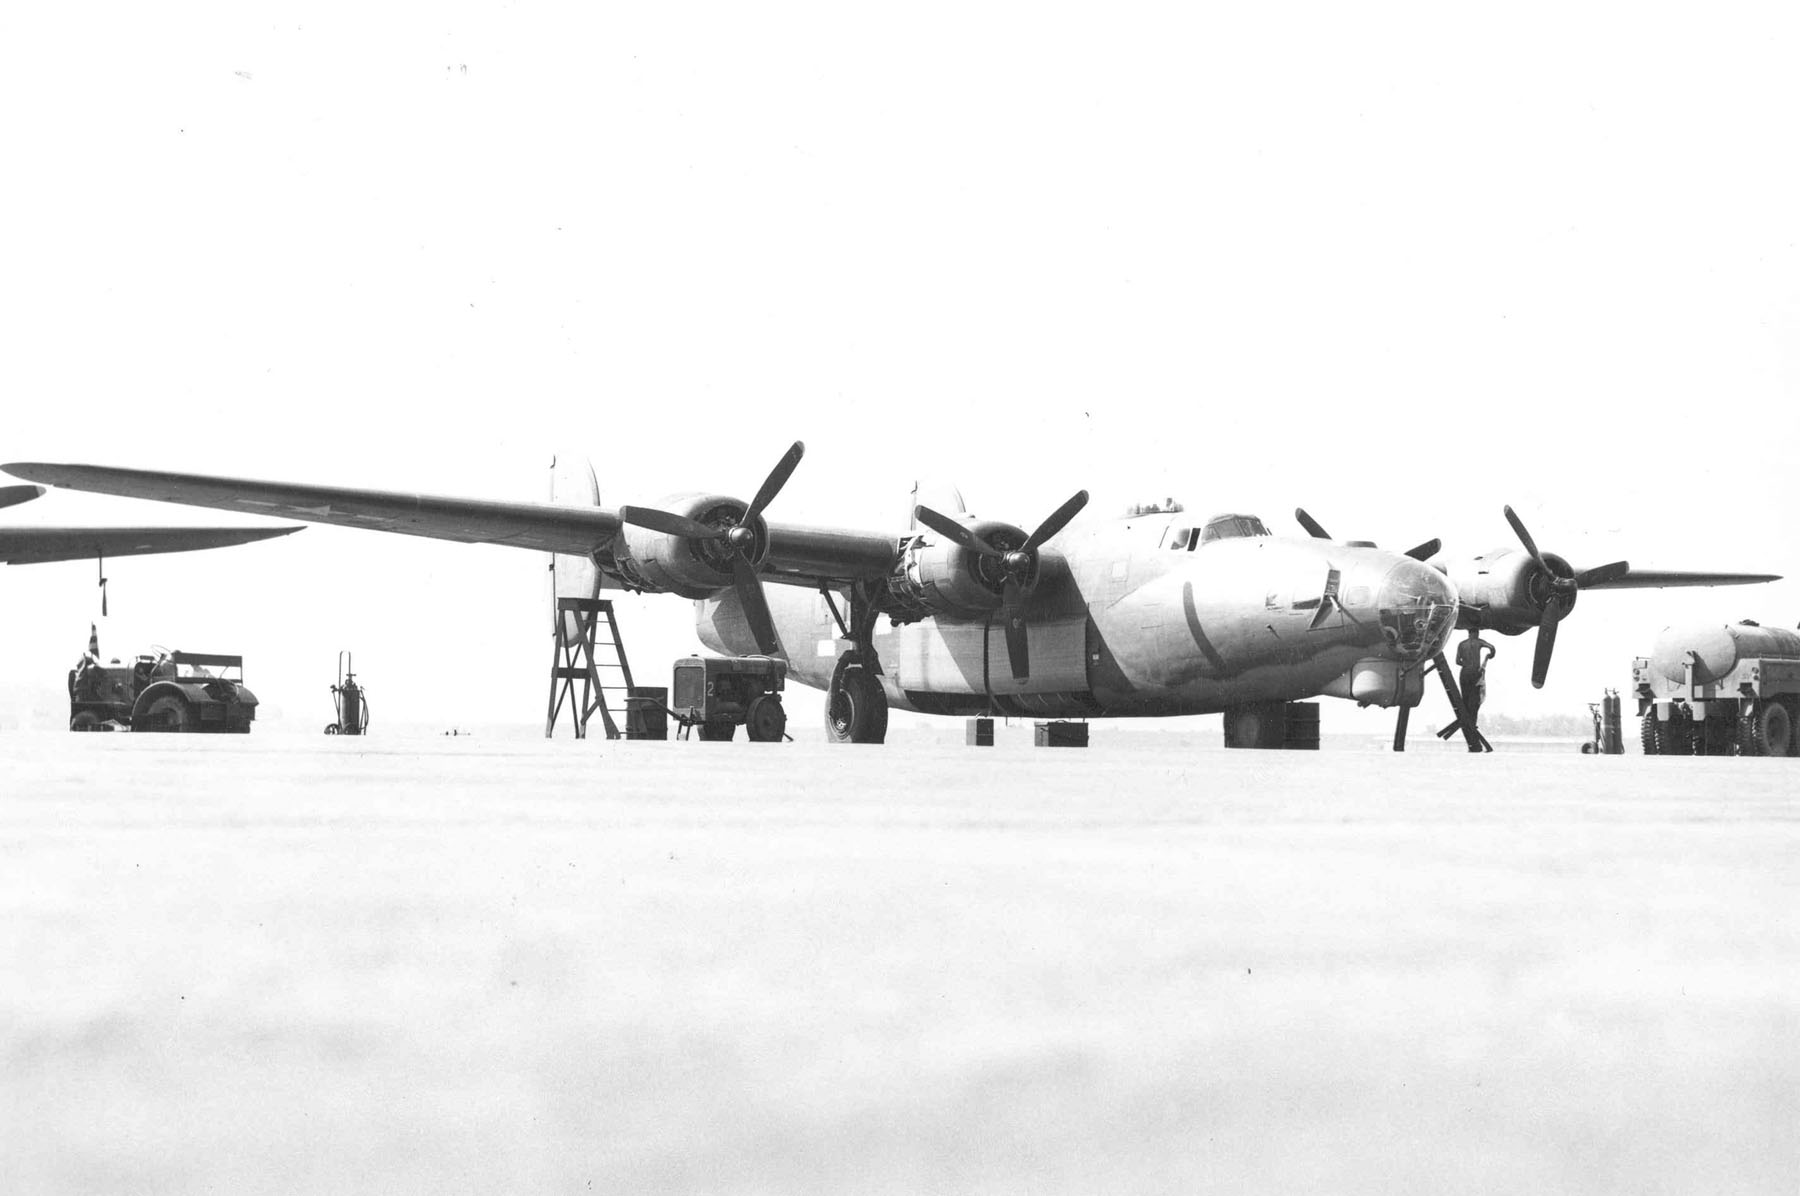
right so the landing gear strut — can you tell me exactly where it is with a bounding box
[823,582,889,745]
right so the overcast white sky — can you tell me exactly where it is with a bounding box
[3,4,1796,737]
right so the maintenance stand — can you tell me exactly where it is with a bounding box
[547,596,639,740]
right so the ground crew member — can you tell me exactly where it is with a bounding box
[72,623,102,699]
[1456,626,1496,720]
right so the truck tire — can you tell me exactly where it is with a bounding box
[1655,709,1694,756]
[1740,700,1793,758]
[744,694,787,742]
[696,721,736,742]
[1640,712,1660,755]
[136,694,192,733]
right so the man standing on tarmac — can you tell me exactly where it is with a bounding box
[1456,625,1497,722]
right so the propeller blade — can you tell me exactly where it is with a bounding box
[1295,508,1332,540]
[1503,505,1545,565]
[1530,603,1566,688]
[618,505,725,540]
[1404,538,1441,562]
[745,440,805,523]
[913,504,1004,558]
[730,553,781,655]
[1020,490,1089,553]
[1001,577,1030,680]
[1574,560,1631,587]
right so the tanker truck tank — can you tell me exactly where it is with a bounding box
[1637,619,1800,758]
[1650,621,1800,685]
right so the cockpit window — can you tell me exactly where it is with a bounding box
[1197,514,1271,544]
[1164,527,1193,551]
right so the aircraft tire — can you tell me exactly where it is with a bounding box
[136,694,192,733]
[325,723,341,735]
[744,694,787,742]
[1640,712,1660,756]
[1739,700,1792,758]
[825,666,887,744]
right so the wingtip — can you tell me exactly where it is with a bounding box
[0,483,46,510]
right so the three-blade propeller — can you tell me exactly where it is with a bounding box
[913,490,1089,680]
[618,441,805,655]
[1502,504,1628,688]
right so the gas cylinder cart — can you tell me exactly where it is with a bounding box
[325,651,370,735]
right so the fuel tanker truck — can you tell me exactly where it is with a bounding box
[1634,620,1800,757]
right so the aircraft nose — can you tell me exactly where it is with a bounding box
[1376,558,1459,661]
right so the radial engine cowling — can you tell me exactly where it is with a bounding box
[612,492,766,598]
[886,519,1032,620]
[1441,549,1577,635]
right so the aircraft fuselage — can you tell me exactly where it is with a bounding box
[698,513,1460,718]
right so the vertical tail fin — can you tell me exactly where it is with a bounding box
[548,454,603,637]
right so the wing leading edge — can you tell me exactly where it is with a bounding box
[3,461,898,584]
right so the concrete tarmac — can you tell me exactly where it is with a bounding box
[3,730,1796,1194]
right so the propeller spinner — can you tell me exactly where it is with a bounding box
[1502,505,1629,688]
[913,490,1089,680]
[618,441,805,655]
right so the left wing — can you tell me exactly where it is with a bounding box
[2,461,898,584]
[0,524,302,566]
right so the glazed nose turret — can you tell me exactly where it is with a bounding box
[1374,558,1459,661]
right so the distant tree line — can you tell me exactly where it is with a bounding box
[1427,711,1592,738]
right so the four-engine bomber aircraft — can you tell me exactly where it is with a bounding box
[0,482,301,604]
[3,449,1777,747]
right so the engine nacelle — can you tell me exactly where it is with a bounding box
[1440,547,1575,634]
[885,519,1032,621]
[610,492,767,599]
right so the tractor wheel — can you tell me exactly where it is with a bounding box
[1640,712,1660,756]
[825,666,888,744]
[1739,700,1793,758]
[744,694,787,742]
[136,695,192,733]
[70,711,103,733]
[696,721,736,742]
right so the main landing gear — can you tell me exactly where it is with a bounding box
[822,583,889,744]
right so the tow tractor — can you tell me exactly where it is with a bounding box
[669,655,789,741]
[69,647,259,733]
